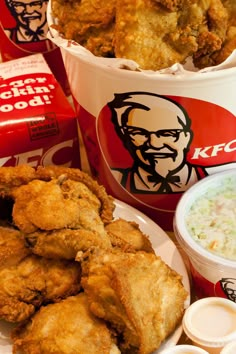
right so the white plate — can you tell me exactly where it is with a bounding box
[0,199,190,354]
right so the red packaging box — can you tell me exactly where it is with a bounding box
[0,54,81,168]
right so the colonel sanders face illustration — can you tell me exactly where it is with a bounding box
[110,93,192,176]
[108,92,197,194]
[5,0,49,42]
[220,278,236,302]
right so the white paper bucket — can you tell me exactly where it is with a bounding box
[47,7,236,231]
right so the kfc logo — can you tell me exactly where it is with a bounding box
[97,91,236,212]
[219,278,236,302]
[4,0,49,44]
[0,139,75,167]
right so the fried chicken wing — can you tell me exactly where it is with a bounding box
[0,255,81,323]
[12,293,121,354]
[82,249,188,354]
[105,218,154,253]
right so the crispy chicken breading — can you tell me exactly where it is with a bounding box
[0,255,81,323]
[192,0,229,68]
[82,248,188,354]
[12,178,107,235]
[51,0,116,57]
[114,0,201,70]
[0,226,30,269]
[105,218,154,253]
[205,0,236,66]
[0,165,115,226]
[26,228,112,260]
[12,293,121,354]
[35,166,115,225]
[51,0,236,70]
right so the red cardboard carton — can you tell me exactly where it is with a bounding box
[0,53,80,168]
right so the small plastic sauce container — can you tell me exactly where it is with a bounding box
[160,344,209,353]
[220,340,236,354]
[182,297,236,354]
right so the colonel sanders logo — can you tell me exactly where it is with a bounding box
[219,278,236,302]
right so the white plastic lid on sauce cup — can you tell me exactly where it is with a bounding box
[220,340,236,354]
[182,298,236,354]
[160,344,209,353]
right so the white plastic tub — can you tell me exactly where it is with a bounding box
[174,169,236,299]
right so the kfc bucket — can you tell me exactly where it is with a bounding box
[47,3,236,231]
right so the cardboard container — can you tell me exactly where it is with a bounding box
[0,53,81,168]
[47,8,236,231]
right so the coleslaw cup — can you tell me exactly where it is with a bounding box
[174,169,236,300]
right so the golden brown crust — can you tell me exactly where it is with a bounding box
[193,0,229,68]
[0,165,115,227]
[0,226,30,269]
[0,255,81,322]
[26,228,112,260]
[0,165,37,197]
[51,0,236,70]
[82,248,188,353]
[51,0,116,57]
[105,218,154,253]
[12,293,119,354]
[35,166,115,225]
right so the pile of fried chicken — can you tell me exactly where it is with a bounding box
[0,165,188,354]
[51,0,236,70]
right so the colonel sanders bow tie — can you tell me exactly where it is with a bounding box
[147,174,180,193]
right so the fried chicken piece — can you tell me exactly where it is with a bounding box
[0,165,37,197]
[35,165,115,225]
[12,178,107,236]
[105,218,154,253]
[82,249,188,354]
[51,0,116,57]
[0,166,115,226]
[208,0,236,65]
[0,255,81,323]
[114,0,202,70]
[26,228,112,260]
[192,0,229,68]
[0,226,30,269]
[12,293,121,354]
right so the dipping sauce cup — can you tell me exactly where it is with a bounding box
[182,297,236,354]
